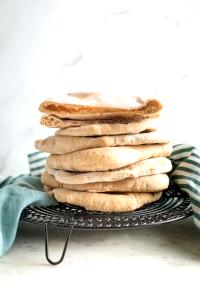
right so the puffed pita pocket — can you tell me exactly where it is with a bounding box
[55,117,162,137]
[40,114,151,128]
[35,130,170,154]
[46,143,172,172]
[52,188,162,212]
[39,97,163,120]
[43,171,169,193]
[50,157,172,184]
[41,171,62,188]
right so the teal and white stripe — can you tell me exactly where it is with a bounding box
[170,144,200,228]
[27,144,200,229]
[28,151,47,176]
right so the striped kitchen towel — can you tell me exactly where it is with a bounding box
[170,144,200,228]
[27,144,200,229]
[28,151,47,176]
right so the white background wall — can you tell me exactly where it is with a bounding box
[0,0,199,176]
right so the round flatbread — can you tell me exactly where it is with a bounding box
[53,188,162,212]
[35,130,170,154]
[39,97,163,120]
[47,157,172,184]
[46,143,172,172]
[42,171,169,193]
[55,117,161,137]
[40,114,151,128]
[41,171,62,188]
[62,174,169,193]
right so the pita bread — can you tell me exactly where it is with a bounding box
[44,185,52,192]
[40,115,92,128]
[41,171,62,188]
[46,157,172,184]
[40,114,152,128]
[55,117,161,137]
[44,184,52,192]
[52,188,162,212]
[39,97,162,120]
[43,171,169,192]
[43,185,54,196]
[35,130,170,154]
[63,174,169,193]
[46,143,172,172]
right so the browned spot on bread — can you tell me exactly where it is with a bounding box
[67,92,100,99]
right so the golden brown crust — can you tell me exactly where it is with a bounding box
[39,98,163,120]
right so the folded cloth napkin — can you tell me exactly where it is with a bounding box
[0,175,56,257]
[0,144,199,258]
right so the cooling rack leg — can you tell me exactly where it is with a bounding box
[44,223,73,265]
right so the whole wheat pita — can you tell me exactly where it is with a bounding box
[35,130,170,154]
[46,157,172,184]
[55,117,162,136]
[53,188,162,212]
[40,114,152,128]
[43,170,169,193]
[41,171,62,188]
[39,97,162,120]
[46,143,172,172]
[62,174,169,193]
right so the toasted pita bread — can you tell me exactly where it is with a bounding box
[40,114,151,128]
[35,130,170,154]
[52,188,162,212]
[55,117,161,136]
[42,171,169,193]
[46,143,172,172]
[46,157,172,184]
[39,97,162,120]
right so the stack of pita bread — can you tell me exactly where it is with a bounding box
[35,92,172,212]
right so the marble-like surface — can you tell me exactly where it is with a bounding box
[0,0,200,176]
[1,217,200,298]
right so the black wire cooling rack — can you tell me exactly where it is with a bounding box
[20,185,192,265]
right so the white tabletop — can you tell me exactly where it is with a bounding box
[1,216,200,299]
